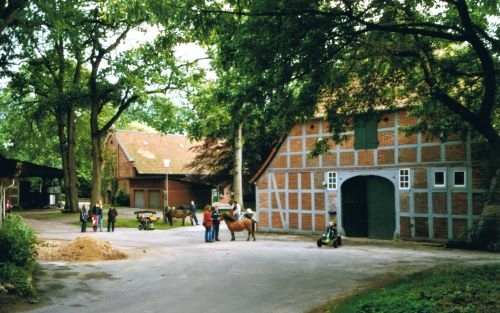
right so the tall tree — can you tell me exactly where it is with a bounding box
[186,0,499,200]
[179,1,313,204]
[2,0,194,210]
[2,0,94,211]
[84,1,195,206]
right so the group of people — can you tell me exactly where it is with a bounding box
[201,200,257,243]
[79,200,118,233]
[78,198,253,242]
[202,204,222,242]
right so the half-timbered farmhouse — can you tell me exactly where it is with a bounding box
[252,108,489,241]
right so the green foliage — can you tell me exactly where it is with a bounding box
[0,215,38,300]
[114,189,130,207]
[78,176,92,198]
[188,0,500,152]
[477,212,500,251]
[330,264,500,313]
[0,215,37,266]
[308,138,330,159]
[0,263,37,298]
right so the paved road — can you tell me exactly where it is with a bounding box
[10,209,500,313]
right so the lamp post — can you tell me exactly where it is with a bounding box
[163,159,170,210]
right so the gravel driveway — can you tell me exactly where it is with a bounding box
[8,208,500,313]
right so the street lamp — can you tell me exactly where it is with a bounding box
[163,159,170,210]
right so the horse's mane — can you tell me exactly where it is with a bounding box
[222,212,236,222]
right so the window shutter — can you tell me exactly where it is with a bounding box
[354,115,378,150]
[365,116,378,149]
[354,118,367,149]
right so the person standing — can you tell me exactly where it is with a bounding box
[189,200,199,225]
[107,207,118,232]
[96,200,103,232]
[232,200,241,220]
[5,199,13,213]
[80,205,88,233]
[91,203,98,232]
[211,206,221,241]
[203,205,213,242]
[91,201,103,232]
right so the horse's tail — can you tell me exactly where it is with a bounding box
[252,220,256,233]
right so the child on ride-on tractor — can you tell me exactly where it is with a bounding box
[317,221,342,248]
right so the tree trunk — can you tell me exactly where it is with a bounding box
[90,109,103,207]
[233,121,244,206]
[58,107,79,212]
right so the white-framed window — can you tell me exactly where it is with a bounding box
[453,169,466,187]
[433,168,446,188]
[326,172,337,190]
[399,168,410,190]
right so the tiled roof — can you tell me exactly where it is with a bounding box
[113,130,199,175]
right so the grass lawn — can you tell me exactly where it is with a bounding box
[16,207,191,230]
[74,217,189,230]
[311,263,500,313]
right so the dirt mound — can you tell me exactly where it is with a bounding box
[37,237,128,262]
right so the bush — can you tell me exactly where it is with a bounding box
[0,215,38,300]
[114,189,130,206]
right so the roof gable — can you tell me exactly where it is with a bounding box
[111,130,199,175]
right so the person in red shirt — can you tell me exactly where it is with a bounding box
[203,205,213,242]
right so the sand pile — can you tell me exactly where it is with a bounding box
[37,237,128,262]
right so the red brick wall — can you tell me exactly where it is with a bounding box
[289,124,302,136]
[399,148,417,163]
[414,217,429,237]
[339,152,355,166]
[289,138,302,153]
[272,212,283,228]
[379,130,395,146]
[414,193,428,214]
[289,213,298,229]
[323,153,337,166]
[288,173,298,189]
[358,150,375,166]
[451,193,467,215]
[398,132,417,145]
[445,144,466,161]
[421,146,440,162]
[290,155,302,168]
[379,113,395,128]
[400,192,410,212]
[301,214,312,230]
[315,214,326,231]
[414,168,428,189]
[452,219,467,239]
[301,193,312,210]
[433,218,448,239]
[432,193,447,214]
[400,217,411,238]
[377,149,395,164]
[258,211,269,227]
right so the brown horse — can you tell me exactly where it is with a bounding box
[165,208,192,226]
[219,213,256,241]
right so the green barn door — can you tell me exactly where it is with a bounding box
[341,177,368,237]
[367,177,395,239]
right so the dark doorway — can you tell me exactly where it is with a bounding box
[342,177,368,237]
[341,175,395,239]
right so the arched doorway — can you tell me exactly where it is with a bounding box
[341,175,395,239]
